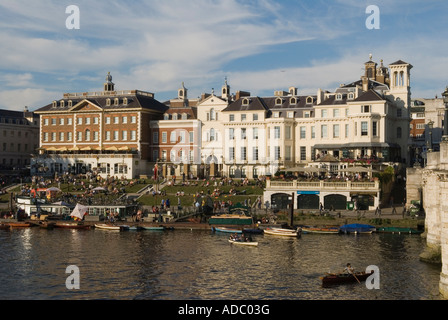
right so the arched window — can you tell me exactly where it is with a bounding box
[106,98,111,106]
[275,98,283,105]
[210,108,216,120]
[306,96,313,104]
[242,98,250,106]
[210,128,215,141]
[290,97,297,105]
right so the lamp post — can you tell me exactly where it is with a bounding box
[442,86,448,141]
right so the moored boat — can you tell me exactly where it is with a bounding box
[140,226,165,231]
[321,271,373,287]
[94,223,129,231]
[376,226,423,234]
[339,223,376,234]
[54,223,91,230]
[212,227,243,234]
[264,227,301,237]
[8,222,34,228]
[302,225,340,234]
[0,223,10,230]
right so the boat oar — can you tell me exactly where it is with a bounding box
[351,272,361,284]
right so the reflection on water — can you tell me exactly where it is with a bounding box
[0,228,442,300]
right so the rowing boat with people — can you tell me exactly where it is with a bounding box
[321,271,373,287]
[263,227,301,237]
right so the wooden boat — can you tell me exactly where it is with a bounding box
[94,223,129,231]
[8,222,33,228]
[140,226,165,231]
[212,227,243,234]
[54,223,91,230]
[321,271,373,287]
[376,227,423,234]
[38,221,56,229]
[264,227,301,237]
[0,223,10,230]
[228,234,258,246]
[302,225,340,234]
[339,223,376,234]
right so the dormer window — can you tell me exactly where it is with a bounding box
[182,113,188,120]
[172,113,178,120]
[348,93,354,100]
[68,100,72,108]
[114,98,119,106]
[242,98,250,106]
[60,100,65,108]
[275,98,283,105]
[306,96,313,104]
[336,93,342,100]
[52,101,57,108]
[123,98,128,106]
[163,114,169,120]
[106,98,111,106]
[290,97,297,105]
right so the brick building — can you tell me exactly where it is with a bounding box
[32,73,167,179]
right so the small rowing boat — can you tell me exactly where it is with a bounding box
[140,226,165,231]
[376,226,423,234]
[8,222,33,228]
[264,227,301,237]
[302,225,339,234]
[321,271,373,287]
[54,223,91,230]
[228,234,258,246]
[212,227,243,234]
[94,224,129,231]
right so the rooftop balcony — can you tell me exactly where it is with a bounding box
[266,179,380,191]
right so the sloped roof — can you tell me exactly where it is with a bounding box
[353,89,385,102]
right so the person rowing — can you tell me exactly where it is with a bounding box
[343,263,361,283]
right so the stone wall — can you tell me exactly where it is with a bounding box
[408,140,448,298]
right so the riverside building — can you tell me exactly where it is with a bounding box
[31,73,167,179]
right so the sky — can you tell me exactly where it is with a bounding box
[0,0,448,111]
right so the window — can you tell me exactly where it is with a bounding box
[242,98,249,106]
[131,130,136,140]
[300,146,306,161]
[275,98,283,105]
[114,116,119,124]
[306,96,313,104]
[131,116,137,123]
[333,109,340,117]
[397,108,402,117]
[51,132,56,141]
[162,150,167,161]
[210,109,216,120]
[361,122,368,136]
[123,98,128,106]
[241,147,247,161]
[229,128,235,140]
[59,132,64,141]
[273,112,279,118]
[290,97,297,105]
[189,131,194,143]
[253,147,259,161]
[229,147,235,161]
[345,124,349,138]
[122,116,127,124]
[362,105,370,113]
[122,131,127,140]
[43,132,48,142]
[85,129,90,141]
[286,126,291,140]
[179,131,185,143]
[229,114,235,122]
[51,118,56,125]
[311,126,316,139]
[113,131,119,141]
[253,114,258,121]
[153,132,159,144]
[287,111,294,118]
[93,117,99,124]
[67,118,73,125]
[321,109,327,118]
[77,131,82,141]
[106,99,111,106]
[284,146,291,161]
[304,111,310,118]
[274,146,280,160]
[253,128,258,140]
[241,128,246,139]
[274,126,280,139]
[336,93,342,100]
[67,132,72,141]
[77,117,82,125]
[333,124,340,138]
[164,114,169,120]
[105,117,110,124]
[172,114,178,120]
[59,118,65,125]
[162,132,167,143]
[372,121,378,136]
[85,117,90,125]
[300,126,306,139]
[321,125,328,138]
[170,131,176,143]
[241,114,246,121]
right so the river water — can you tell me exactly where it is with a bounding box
[0,226,442,301]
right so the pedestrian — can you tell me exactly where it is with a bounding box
[392,205,397,214]
[402,203,406,218]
